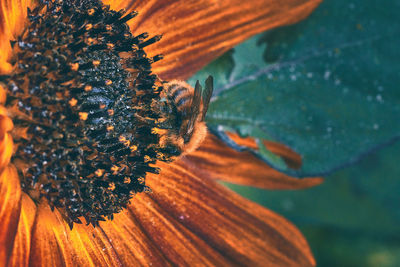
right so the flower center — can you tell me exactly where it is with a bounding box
[2,0,177,227]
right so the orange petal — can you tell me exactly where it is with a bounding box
[0,165,22,266]
[8,193,37,267]
[0,114,14,171]
[29,200,124,267]
[226,131,303,170]
[104,0,322,80]
[98,209,172,266]
[129,195,233,266]
[0,0,37,74]
[133,161,315,266]
[185,133,323,189]
[0,84,7,105]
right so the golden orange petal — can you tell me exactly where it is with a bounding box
[0,84,7,105]
[0,114,14,171]
[129,195,234,266]
[0,165,22,266]
[137,161,315,266]
[98,209,172,266]
[229,184,316,266]
[29,200,124,267]
[0,0,37,74]
[185,133,323,189]
[8,193,37,267]
[226,131,303,170]
[103,0,322,80]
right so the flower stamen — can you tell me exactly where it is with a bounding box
[2,0,173,228]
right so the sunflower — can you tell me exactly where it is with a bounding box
[0,0,323,266]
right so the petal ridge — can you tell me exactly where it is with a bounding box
[8,193,37,267]
[139,161,315,266]
[106,0,322,79]
[0,165,22,266]
[185,133,323,190]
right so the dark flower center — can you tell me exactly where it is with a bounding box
[2,0,178,227]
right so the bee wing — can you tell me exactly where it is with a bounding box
[192,80,203,110]
[200,75,214,121]
[181,81,202,141]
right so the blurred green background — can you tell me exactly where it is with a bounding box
[226,140,400,267]
[190,0,400,265]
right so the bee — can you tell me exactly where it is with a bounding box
[155,76,213,157]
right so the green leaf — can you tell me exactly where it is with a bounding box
[224,137,400,266]
[189,0,400,177]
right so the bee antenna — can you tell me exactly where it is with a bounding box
[201,75,214,121]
